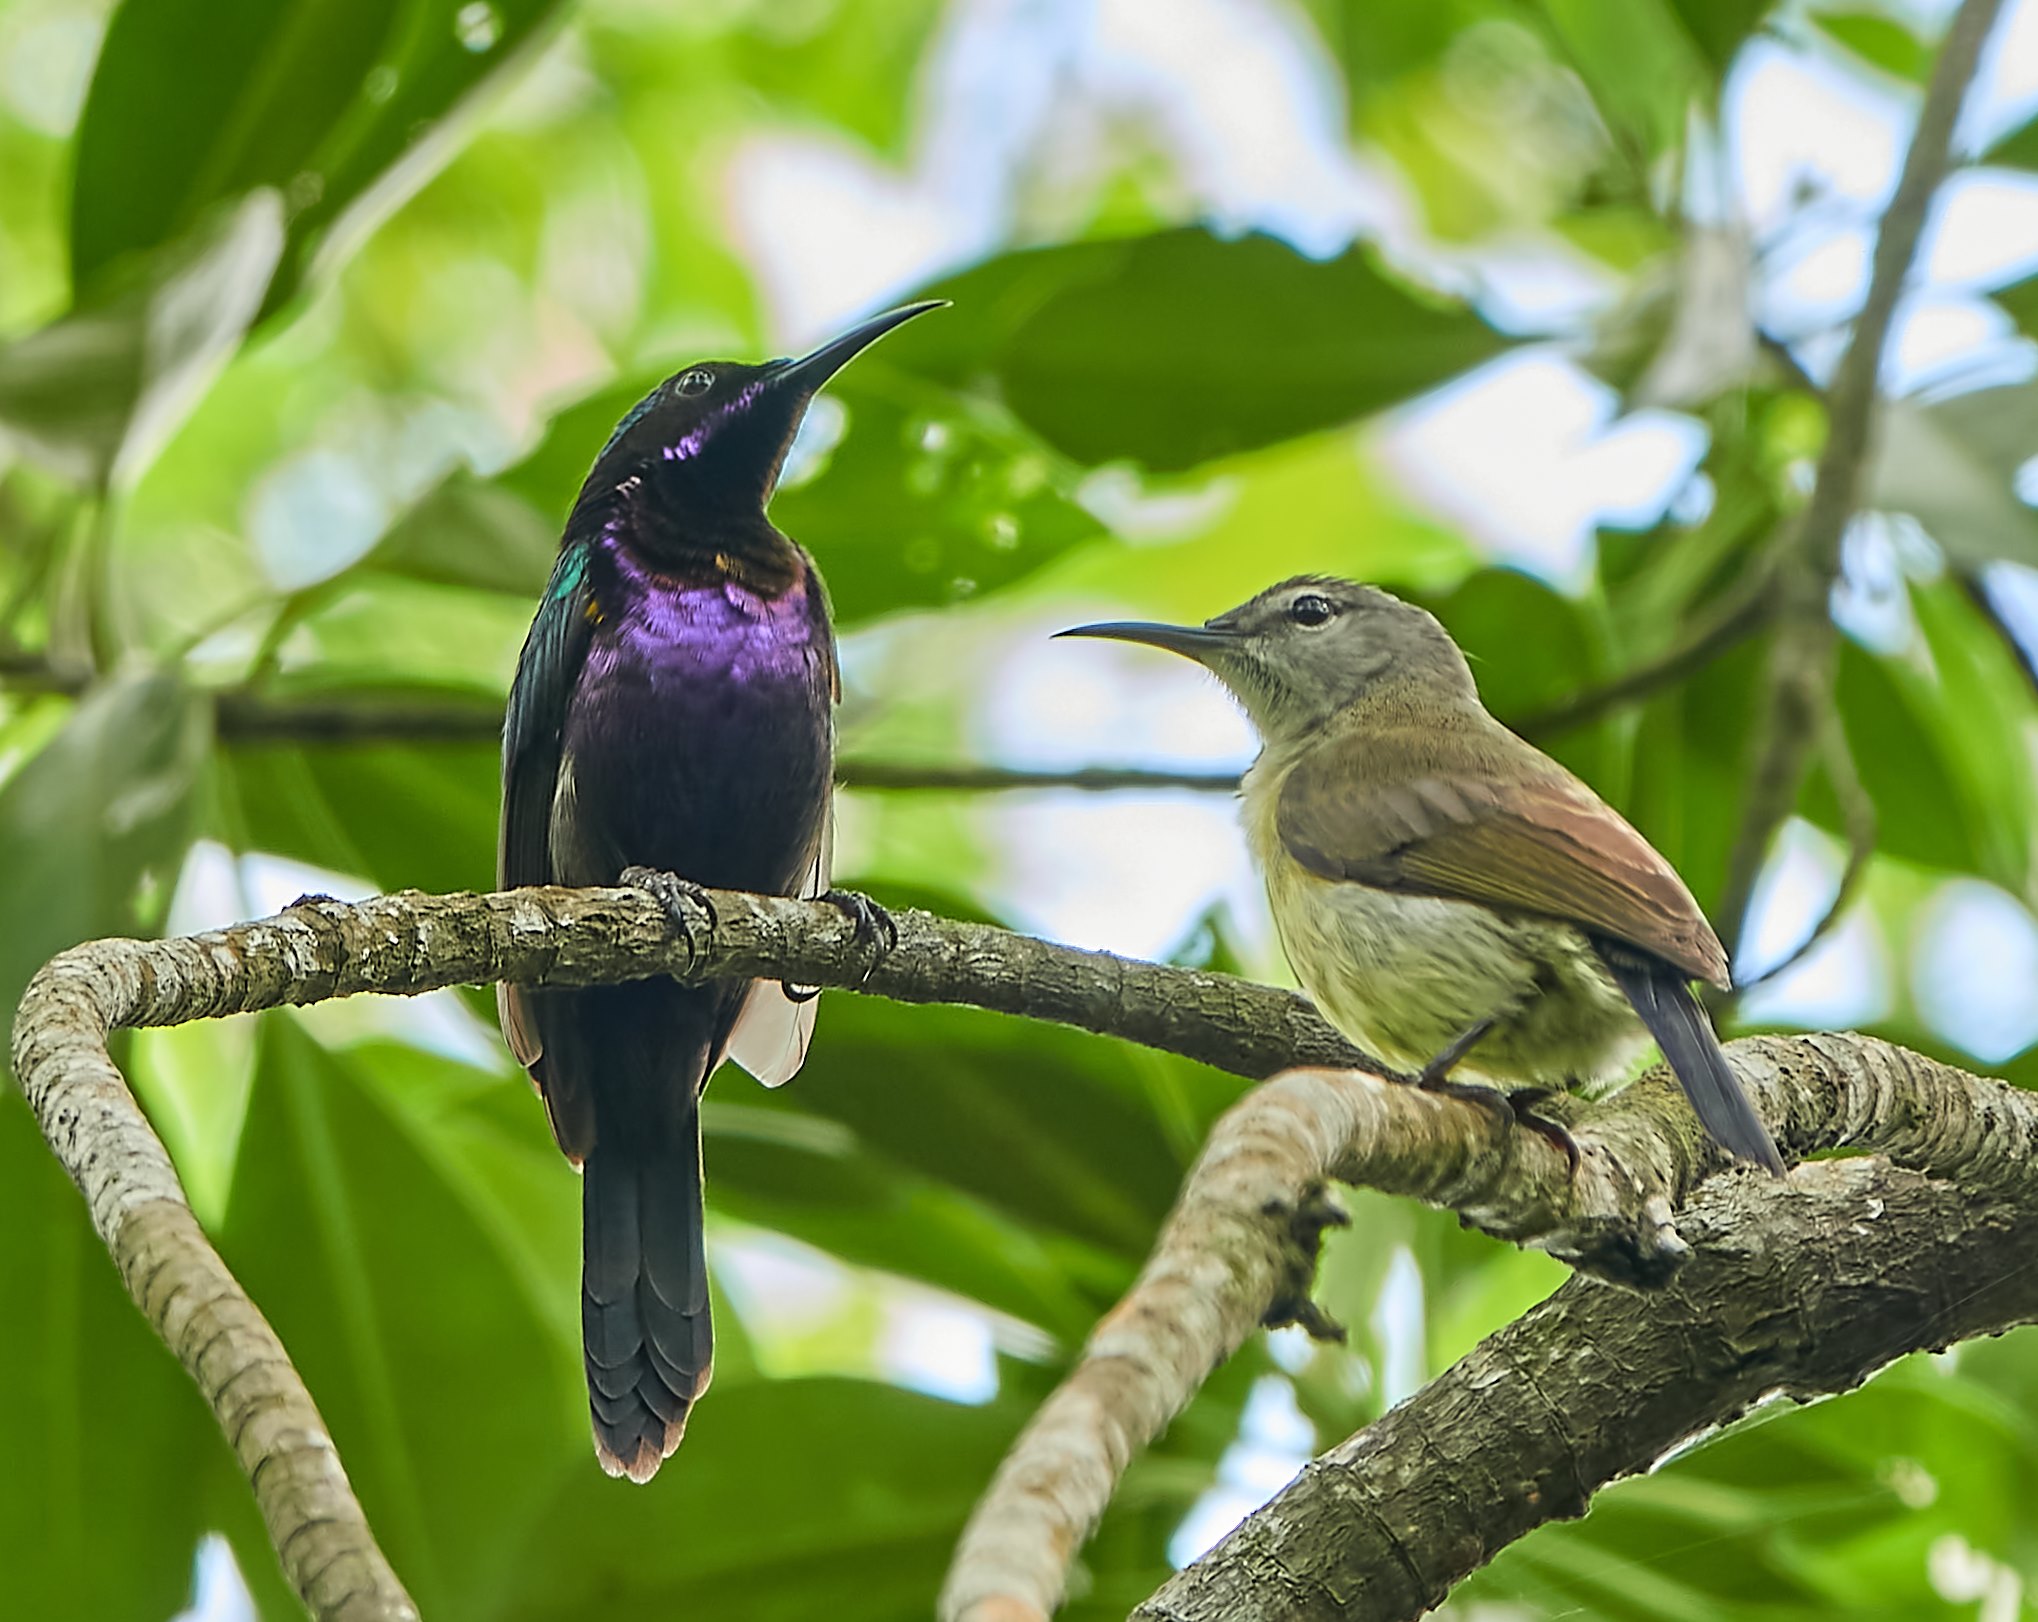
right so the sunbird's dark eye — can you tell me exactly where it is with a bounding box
[676,368,714,396]
[1289,593,1336,627]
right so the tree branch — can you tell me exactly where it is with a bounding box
[938,1032,2038,1622]
[0,596,1770,792]
[11,883,1374,1620]
[1140,1149,2038,1622]
[1507,582,1774,743]
[17,884,2034,1622]
[1727,706,1876,999]
[1717,0,2006,953]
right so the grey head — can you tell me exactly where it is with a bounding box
[1057,575,1477,742]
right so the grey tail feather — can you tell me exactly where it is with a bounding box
[581,1109,713,1483]
[1596,945,1786,1176]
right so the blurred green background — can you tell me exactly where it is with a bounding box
[6,0,2038,1616]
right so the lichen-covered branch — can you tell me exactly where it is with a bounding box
[939,1033,2038,1622]
[15,884,2036,1622]
[1139,1151,2038,1621]
[8,881,1363,1622]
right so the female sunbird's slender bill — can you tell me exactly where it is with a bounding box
[1059,577,1784,1175]
[498,300,945,1481]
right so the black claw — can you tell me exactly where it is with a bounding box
[1417,1074,1582,1174]
[820,888,896,985]
[622,867,717,972]
[287,891,340,910]
[1418,1073,1518,1131]
[1508,1089,1583,1175]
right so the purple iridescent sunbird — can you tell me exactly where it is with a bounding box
[498,300,944,1481]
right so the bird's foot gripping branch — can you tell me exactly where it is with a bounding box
[16,883,2038,1622]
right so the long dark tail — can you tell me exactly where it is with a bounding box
[581,1104,713,1482]
[1597,947,1786,1175]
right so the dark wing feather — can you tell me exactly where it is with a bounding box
[498,541,599,1128]
[1276,735,1730,988]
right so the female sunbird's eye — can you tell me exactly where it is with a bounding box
[676,368,714,396]
[1288,593,1335,627]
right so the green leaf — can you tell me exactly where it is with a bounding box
[1664,0,1777,73]
[499,1379,1031,1620]
[69,0,572,316]
[220,737,498,896]
[483,371,1101,628]
[1982,111,2038,172]
[364,474,559,599]
[216,1016,583,1620]
[1812,10,1933,82]
[0,1095,226,1622]
[1294,0,1511,104]
[1531,0,1710,156]
[0,193,282,487]
[1423,567,1609,725]
[1992,270,2038,343]
[892,227,1511,472]
[1821,578,2038,895]
[747,993,1240,1267]
[772,378,1101,625]
[1866,383,2038,568]
[0,673,207,1039]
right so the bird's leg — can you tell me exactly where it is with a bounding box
[823,888,898,983]
[1497,1087,1582,1175]
[1413,1017,1582,1170]
[779,889,897,1001]
[621,866,719,974]
[1417,1015,1499,1086]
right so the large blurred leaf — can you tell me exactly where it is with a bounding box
[1532,0,1714,158]
[774,379,1101,624]
[70,0,571,315]
[891,227,1511,473]
[1301,0,1771,112]
[365,475,559,599]
[0,1096,223,1622]
[0,193,282,488]
[1983,110,2038,172]
[467,370,1101,627]
[752,991,1241,1270]
[0,673,207,1037]
[217,1015,582,1620]
[1821,577,2038,896]
[1812,10,1933,82]
[497,1379,1047,1621]
[221,738,498,895]
[1867,383,2038,568]
[1663,0,1777,73]
[1460,1340,2038,1620]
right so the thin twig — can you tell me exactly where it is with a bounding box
[1509,582,1775,741]
[1729,708,1876,998]
[0,625,1770,792]
[1717,0,2007,955]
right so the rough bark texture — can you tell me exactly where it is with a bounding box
[1138,1155,2038,1621]
[940,1034,2038,1622]
[4,882,1361,1622]
[13,883,2034,1622]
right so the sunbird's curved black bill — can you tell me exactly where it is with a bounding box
[1055,619,1240,662]
[770,299,948,395]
